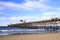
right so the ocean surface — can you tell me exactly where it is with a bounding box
[0,26,60,36]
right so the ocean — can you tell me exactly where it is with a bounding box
[0,26,60,36]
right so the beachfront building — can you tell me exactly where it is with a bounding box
[8,18,60,29]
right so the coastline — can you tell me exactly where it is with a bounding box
[0,33,60,40]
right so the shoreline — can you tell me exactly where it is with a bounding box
[0,33,60,40]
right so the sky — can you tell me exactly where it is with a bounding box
[0,0,60,26]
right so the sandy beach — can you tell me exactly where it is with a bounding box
[0,33,60,40]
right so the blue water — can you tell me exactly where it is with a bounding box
[0,26,60,36]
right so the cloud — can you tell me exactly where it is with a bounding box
[0,6,5,11]
[9,16,39,22]
[0,11,3,14]
[39,0,48,2]
[43,12,55,16]
[0,1,22,9]
[0,16,40,26]
[0,16,39,22]
[23,1,48,10]
[57,8,60,10]
[0,17,6,20]
[0,0,49,11]
[26,0,48,2]
[1,0,60,26]
[41,11,60,20]
[41,12,59,20]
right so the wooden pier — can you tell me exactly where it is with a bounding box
[8,18,60,29]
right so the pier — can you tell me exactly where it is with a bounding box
[8,18,60,29]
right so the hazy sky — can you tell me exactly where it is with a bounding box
[0,0,60,26]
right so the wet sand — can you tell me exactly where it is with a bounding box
[0,33,60,40]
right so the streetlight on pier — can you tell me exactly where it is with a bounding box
[20,20,26,28]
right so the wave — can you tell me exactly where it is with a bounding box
[0,28,60,36]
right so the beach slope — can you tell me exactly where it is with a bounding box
[0,33,60,40]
